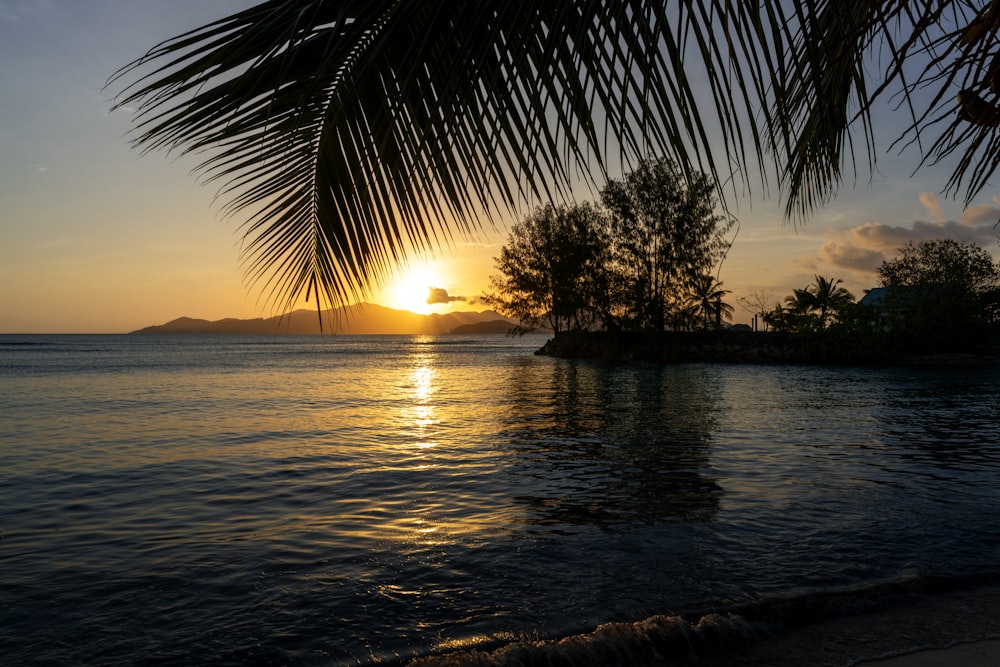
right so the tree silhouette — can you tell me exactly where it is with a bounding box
[772,276,854,333]
[689,275,733,330]
[110,1,1000,313]
[739,288,777,331]
[483,203,609,334]
[600,157,734,332]
[809,275,856,326]
[877,239,1000,348]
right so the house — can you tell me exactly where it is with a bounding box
[858,287,890,307]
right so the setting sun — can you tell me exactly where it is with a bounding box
[382,261,445,314]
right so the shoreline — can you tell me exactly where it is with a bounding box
[696,581,1000,666]
[534,330,1000,366]
[407,577,1000,666]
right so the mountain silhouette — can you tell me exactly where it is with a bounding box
[131,303,516,335]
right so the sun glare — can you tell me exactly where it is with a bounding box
[385,262,444,314]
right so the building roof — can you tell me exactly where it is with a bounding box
[859,287,889,306]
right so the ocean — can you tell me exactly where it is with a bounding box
[2,333,999,665]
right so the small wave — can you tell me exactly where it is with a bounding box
[406,574,1000,667]
[408,613,762,666]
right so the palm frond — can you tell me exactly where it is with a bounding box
[109,0,795,312]
[109,0,1000,314]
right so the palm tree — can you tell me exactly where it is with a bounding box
[109,1,1000,314]
[784,288,817,315]
[809,275,855,325]
[689,275,733,330]
[784,276,854,325]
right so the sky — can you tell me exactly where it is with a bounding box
[2,1,999,333]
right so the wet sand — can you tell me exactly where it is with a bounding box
[692,583,1000,667]
[410,581,1000,666]
[863,640,1000,666]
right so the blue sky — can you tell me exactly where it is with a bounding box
[1,1,998,332]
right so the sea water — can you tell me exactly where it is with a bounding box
[2,333,999,665]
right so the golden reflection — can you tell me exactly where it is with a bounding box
[358,340,505,549]
[407,347,439,447]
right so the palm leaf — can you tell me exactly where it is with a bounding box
[109,0,1000,314]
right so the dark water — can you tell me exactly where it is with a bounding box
[2,334,999,665]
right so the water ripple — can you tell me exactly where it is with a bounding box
[2,335,1000,664]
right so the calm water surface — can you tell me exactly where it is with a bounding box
[2,334,999,665]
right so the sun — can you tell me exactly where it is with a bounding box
[382,261,445,314]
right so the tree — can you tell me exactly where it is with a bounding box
[600,157,734,332]
[111,2,1000,314]
[769,275,854,333]
[783,276,854,325]
[770,289,822,334]
[808,276,856,326]
[482,203,609,335]
[738,289,777,331]
[784,288,817,315]
[876,239,1000,347]
[688,275,734,330]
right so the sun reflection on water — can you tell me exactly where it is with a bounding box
[406,347,440,448]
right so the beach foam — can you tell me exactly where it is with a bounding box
[408,576,1000,666]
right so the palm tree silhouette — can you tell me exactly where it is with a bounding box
[809,275,855,325]
[109,1,1000,314]
[689,275,733,330]
[785,288,817,316]
[786,275,854,325]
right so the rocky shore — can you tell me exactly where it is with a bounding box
[534,330,1000,365]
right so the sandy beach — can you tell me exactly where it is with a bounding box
[691,582,1000,667]
[864,640,1000,666]
[410,581,1000,666]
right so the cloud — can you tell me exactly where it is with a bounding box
[426,286,467,304]
[961,203,1000,226]
[816,216,1000,276]
[817,240,884,273]
[919,192,945,221]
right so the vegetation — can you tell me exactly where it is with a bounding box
[688,275,734,331]
[875,239,1000,349]
[767,275,856,333]
[763,241,1000,360]
[484,159,735,335]
[111,1,1000,316]
[738,289,778,332]
[481,203,609,335]
[600,157,735,332]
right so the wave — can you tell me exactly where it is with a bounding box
[405,574,1000,667]
[408,613,759,667]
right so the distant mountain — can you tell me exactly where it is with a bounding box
[449,319,519,334]
[131,303,517,335]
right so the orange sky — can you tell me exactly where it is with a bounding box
[2,2,999,333]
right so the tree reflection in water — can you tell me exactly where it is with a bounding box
[499,359,723,530]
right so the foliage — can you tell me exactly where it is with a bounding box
[111,1,1000,315]
[876,239,1000,349]
[482,203,609,335]
[485,159,733,335]
[806,275,856,325]
[600,157,735,332]
[768,275,855,333]
[688,275,734,330]
[764,306,823,336]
